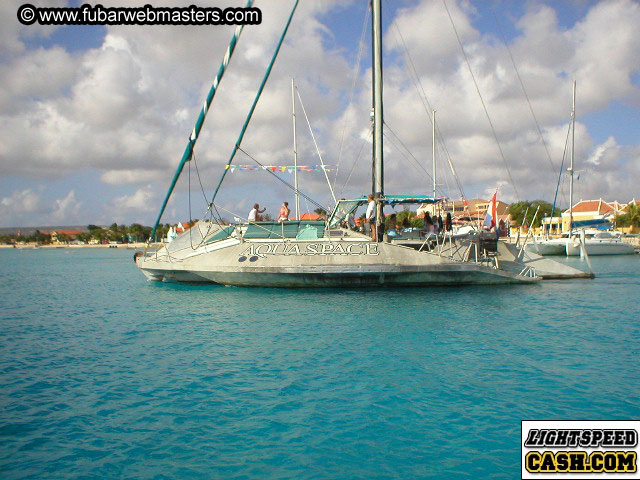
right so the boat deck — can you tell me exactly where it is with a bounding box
[499,242,594,279]
[392,234,595,280]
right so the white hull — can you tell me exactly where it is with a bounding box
[565,239,635,256]
[526,236,635,256]
[525,240,567,256]
[137,225,538,287]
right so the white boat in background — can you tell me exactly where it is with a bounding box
[525,81,634,257]
[565,231,635,256]
[527,230,635,256]
[525,238,567,256]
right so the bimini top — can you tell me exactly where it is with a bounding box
[328,194,444,228]
[570,218,612,230]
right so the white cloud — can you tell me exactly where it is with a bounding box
[0,188,46,214]
[50,190,82,223]
[110,186,157,214]
[100,169,165,185]
[1,0,639,226]
[0,188,82,226]
[0,0,66,57]
[587,137,619,166]
[373,0,640,203]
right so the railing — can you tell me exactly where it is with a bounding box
[519,265,537,278]
[412,231,538,278]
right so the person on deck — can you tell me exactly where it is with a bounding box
[387,213,398,237]
[366,194,377,241]
[347,211,356,230]
[278,202,290,222]
[423,211,434,233]
[248,203,266,222]
[445,212,453,232]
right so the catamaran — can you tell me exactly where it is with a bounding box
[136,0,541,286]
[526,82,634,257]
[565,230,635,256]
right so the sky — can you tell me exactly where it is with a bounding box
[1,0,639,228]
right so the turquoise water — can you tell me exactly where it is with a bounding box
[1,248,639,479]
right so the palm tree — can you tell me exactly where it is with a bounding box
[128,223,145,242]
[615,203,640,228]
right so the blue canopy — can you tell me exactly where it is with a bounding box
[328,194,444,228]
[571,218,612,229]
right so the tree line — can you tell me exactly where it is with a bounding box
[0,223,176,245]
[1,203,637,245]
[507,200,639,228]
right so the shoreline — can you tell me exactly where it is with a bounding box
[0,243,161,249]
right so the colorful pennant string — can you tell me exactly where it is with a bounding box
[225,165,332,173]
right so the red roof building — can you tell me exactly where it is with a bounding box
[560,198,619,232]
[176,221,197,233]
[53,230,85,236]
[566,199,615,216]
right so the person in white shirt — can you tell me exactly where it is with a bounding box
[248,203,266,222]
[366,194,377,241]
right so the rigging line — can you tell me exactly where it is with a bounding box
[383,122,433,182]
[191,151,210,207]
[236,146,328,213]
[303,196,311,217]
[551,120,573,219]
[389,12,467,201]
[187,158,216,251]
[440,146,453,199]
[382,130,433,187]
[295,86,337,205]
[210,202,224,224]
[383,130,429,182]
[207,203,289,240]
[339,127,371,197]
[188,156,194,248]
[150,0,253,241]
[209,0,300,207]
[442,0,520,201]
[383,130,448,199]
[333,2,370,189]
[190,151,223,249]
[193,152,226,239]
[490,6,557,176]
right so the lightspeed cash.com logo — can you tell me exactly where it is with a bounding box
[522,421,639,479]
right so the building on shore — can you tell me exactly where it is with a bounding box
[539,198,638,234]
[417,198,511,232]
[49,230,85,244]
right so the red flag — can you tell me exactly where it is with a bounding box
[483,191,497,229]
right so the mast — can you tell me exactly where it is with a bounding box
[568,80,575,235]
[372,0,384,239]
[432,110,436,201]
[291,78,300,219]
